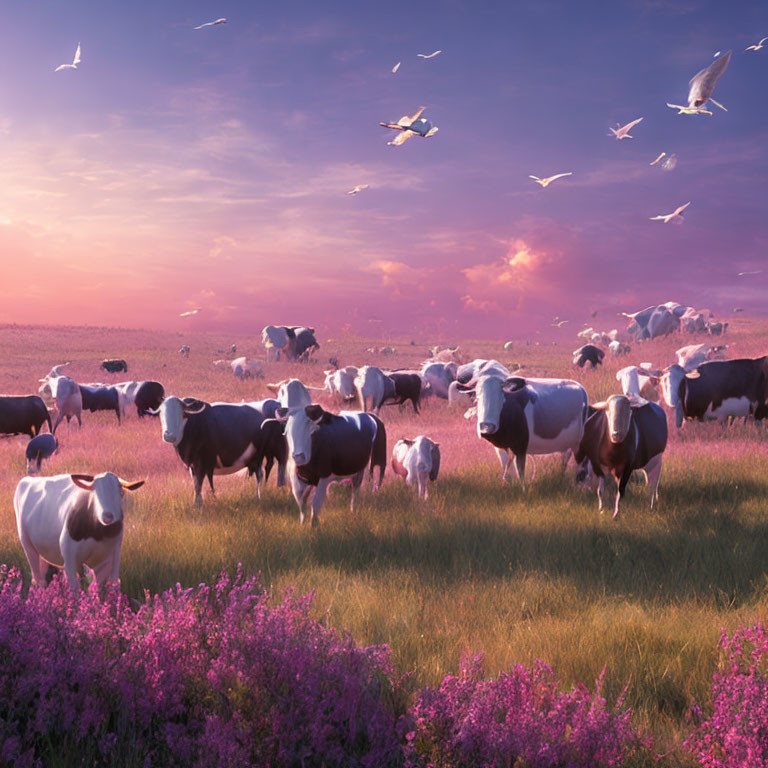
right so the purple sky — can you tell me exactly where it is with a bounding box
[0,0,766,338]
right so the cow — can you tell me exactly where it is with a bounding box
[660,357,768,428]
[430,346,463,364]
[243,398,289,489]
[156,396,286,507]
[179,345,191,358]
[273,404,386,526]
[267,379,312,409]
[591,332,611,346]
[680,311,708,334]
[623,303,685,341]
[355,366,396,413]
[100,359,128,374]
[0,395,52,437]
[79,384,121,424]
[135,381,165,418]
[384,371,423,414]
[262,325,291,361]
[322,366,358,403]
[230,357,264,380]
[112,381,141,418]
[608,340,631,357]
[391,436,440,500]
[465,375,589,486]
[14,472,144,593]
[449,360,510,405]
[230,344,237,355]
[26,434,58,474]
[675,344,727,372]
[38,373,82,434]
[616,365,661,400]
[573,345,604,369]
[286,326,320,361]
[420,361,458,399]
[575,395,667,518]
[707,321,728,336]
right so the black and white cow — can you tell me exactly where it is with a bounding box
[0,395,52,437]
[419,361,458,399]
[274,405,386,526]
[100,359,128,374]
[38,373,82,434]
[156,396,287,507]
[26,433,58,474]
[660,356,768,427]
[79,384,121,424]
[465,375,589,486]
[575,395,667,518]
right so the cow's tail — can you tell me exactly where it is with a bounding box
[369,415,387,490]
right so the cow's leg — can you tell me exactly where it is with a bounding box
[60,538,81,594]
[190,468,204,509]
[644,455,663,509]
[276,459,286,487]
[559,449,571,472]
[495,448,511,481]
[514,454,527,489]
[254,465,264,500]
[19,532,45,587]
[350,469,365,512]
[206,470,216,499]
[93,557,113,589]
[613,468,632,520]
[597,475,606,512]
[52,411,64,435]
[310,477,331,527]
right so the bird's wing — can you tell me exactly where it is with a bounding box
[625,117,643,130]
[650,152,665,165]
[549,172,572,182]
[407,106,426,122]
[674,202,691,216]
[73,43,81,65]
[392,61,401,73]
[649,215,667,221]
[54,64,69,72]
[709,97,727,112]
[528,175,541,181]
[193,21,212,29]
[389,131,414,146]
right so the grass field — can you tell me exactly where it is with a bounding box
[2,319,768,764]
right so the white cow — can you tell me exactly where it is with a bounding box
[113,381,142,418]
[267,378,312,410]
[449,359,510,405]
[608,340,631,357]
[355,366,395,413]
[14,472,144,593]
[420,362,458,399]
[391,436,441,500]
[616,365,661,400]
[38,371,82,433]
[675,344,727,371]
[323,366,358,403]
[231,357,264,380]
[262,325,290,361]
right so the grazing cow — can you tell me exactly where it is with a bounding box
[616,365,661,400]
[262,325,291,360]
[100,359,128,374]
[355,366,396,413]
[156,396,286,507]
[707,321,728,336]
[39,374,82,434]
[26,434,58,474]
[660,357,768,428]
[79,384,121,424]
[391,436,440,499]
[274,405,386,526]
[466,375,589,486]
[179,345,191,358]
[230,357,264,380]
[680,312,708,334]
[243,398,288,489]
[135,381,165,418]
[0,395,52,437]
[420,361,458,399]
[575,395,667,518]
[323,366,358,403]
[384,371,423,414]
[267,379,312,409]
[608,340,631,357]
[14,472,144,592]
[573,344,605,369]
[623,303,686,341]
[286,326,320,361]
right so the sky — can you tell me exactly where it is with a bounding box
[0,0,766,339]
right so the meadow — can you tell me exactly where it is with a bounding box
[1,319,768,765]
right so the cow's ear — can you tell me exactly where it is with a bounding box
[266,383,280,394]
[685,370,701,379]
[591,401,609,410]
[119,479,145,491]
[70,474,95,490]
[504,376,526,391]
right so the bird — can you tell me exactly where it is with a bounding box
[417,51,442,59]
[609,117,643,140]
[713,51,721,58]
[552,319,569,327]
[194,18,227,29]
[666,103,712,115]
[737,270,762,276]
[54,42,81,72]
[733,307,744,313]
[528,172,572,188]
[670,51,731,114]
[661,153,678,171]
[650,152,667,166]
[649,202,690,223]
[346,184,369,195]
[180,308,202,317]
[380,107,439,146]
[392,61,401,73]
[746,37,768,51]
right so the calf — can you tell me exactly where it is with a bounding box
[14,472,144,593]
[26,434,59,474]
[231,357,264,379]
[275,405,386,526]
[0,395,51,437]
[79,384,121,424]
[391,436,440,499]
[384,372,422,414]
[575,395,667,518]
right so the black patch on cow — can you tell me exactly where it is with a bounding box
[480,388,531,457]
[66,498,123,542]
[135,381,165,417]
[0,395,51,437]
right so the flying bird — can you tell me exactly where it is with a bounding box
[346,184,369,195]
[54,42,81,72]
[746,37,768,51]
[180,308,202,317]
[670,51,731,115]
[733,307,744,312]
[661,153,678,171]
[528,172,572,188]
[380,107,439,146]
[737,270,762,276]
[194,18,227,29]
[392,61,401,73]
[666,103,712,115]
[552,319,569,327]
[713,51,721,58]
[610,117,643,140]
[650,152,666,166]
[650,202,690,223]
[417,51,442,59]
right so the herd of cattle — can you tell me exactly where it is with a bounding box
[2,311,766,594]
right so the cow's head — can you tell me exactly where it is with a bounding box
[70,472,144,526]
[275,404,329,466]
[155,396,206,445]
[474,375,525,436]
[591,395,637,444]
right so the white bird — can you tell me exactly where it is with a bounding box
[650,202,690,223]
[194,18,227,30]
[661,153,677,171]
[746,37,768,51]
[528,172,572,188]
[54,42,81,72]
[650,152,667,166]
[392,61,401,73]
[417,50,442,59]
[380,107,439,146]
[713,51,721,57]
[346,184,369,195]
[609,117,643,140]
[666,102,713,116]
[552,319,569,327]
[180,308,202,317]
[737,270,762,276]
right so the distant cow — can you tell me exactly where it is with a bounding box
[262,325,319,362]
[14,472,144,593]
[384,372,423,414]
[675,344,727,372]
[100,359,128,374]
[355,366,396,413]
[616,365,661,400]
[267,379,312,410]
[26,434,58,474]
[573,345,604,369]
[0,395,51,437]
[575,395,667,518]
[608,340,631,357]
[179,345,191,358]
[420,362,458,399]
[231,357,264,380]
[135,381,165,418]
[323,366,358,403]
[274,405,386,526]
[623,303,685,341]
[707,321,728,336]
[79,384,121,424]
[430,346,463,363]
[38,373,82,434]
[391,436,440,500]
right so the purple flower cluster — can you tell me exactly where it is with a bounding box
[406,654,644,768]
[686,623,768,767]
[0,564,643,767]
